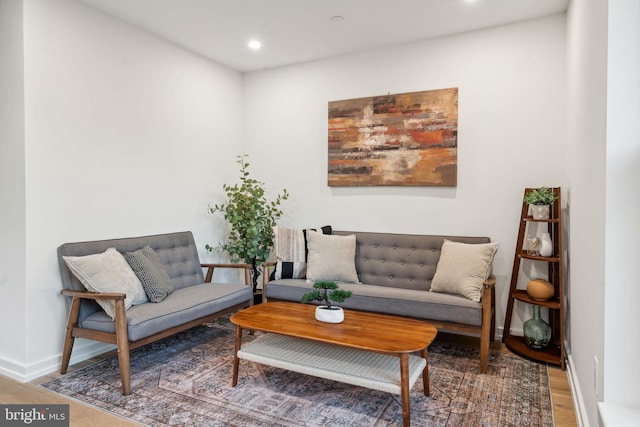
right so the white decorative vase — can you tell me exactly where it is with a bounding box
[531,205,550,220]
[539,232,553,257]
[315,306,344,323]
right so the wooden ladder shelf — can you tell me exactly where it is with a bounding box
[502,187,565,369]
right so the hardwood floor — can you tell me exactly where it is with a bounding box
[0,336,577,426]
[548,365,579,426]
[0,359,140,427]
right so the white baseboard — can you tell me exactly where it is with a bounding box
[495,325,522,340]
[0,340,115,383]
[0,357,27,383]
[566,352,588,427]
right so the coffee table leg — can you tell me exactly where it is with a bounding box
[421,347,429,396]
[400,353,410,427]
[232,325,242,387]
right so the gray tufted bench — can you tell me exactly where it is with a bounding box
[57,231,253,394]
[264,231,496,373]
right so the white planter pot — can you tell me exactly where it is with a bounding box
[315,306,344,323]
[531,205,550,220]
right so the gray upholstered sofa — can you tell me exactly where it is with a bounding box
[57,231,253,395]
[263,230,497,373]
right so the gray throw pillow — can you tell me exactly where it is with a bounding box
[124,246,173,303]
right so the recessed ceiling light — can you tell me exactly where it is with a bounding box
[248,40,261,50]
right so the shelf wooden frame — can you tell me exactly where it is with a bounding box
[502,187,565,369]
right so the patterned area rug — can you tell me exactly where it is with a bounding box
[42,317,553,426]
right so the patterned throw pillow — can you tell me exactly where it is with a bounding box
[270,226,332,280]
[124,246,173,303]
[272,261,307,280]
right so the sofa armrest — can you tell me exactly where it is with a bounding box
[483,276,496,288]
[261,262,277,303]
[481,276,496,305]
[61,289,126,301]
[201,263,252,285]
[262,262,276,283]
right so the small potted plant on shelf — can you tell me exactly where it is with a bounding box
[301,280,352,324]
[523,187,558,220]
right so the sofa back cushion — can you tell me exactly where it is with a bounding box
[58,231,205,321]
[334,231,490,291]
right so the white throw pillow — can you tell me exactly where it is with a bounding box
[430,240,499,302]
[306,231,359,283]
[63,247,148,320]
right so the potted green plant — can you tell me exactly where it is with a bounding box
[207,155,288,301]
[523,187,558,219]
[301,280,353,323]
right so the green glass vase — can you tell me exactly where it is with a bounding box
[523,305,551,349]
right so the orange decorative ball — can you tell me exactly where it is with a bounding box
[526,279,554,301]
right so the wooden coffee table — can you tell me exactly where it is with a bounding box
[230,301,437,427]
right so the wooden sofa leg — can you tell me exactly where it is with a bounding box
[490,311,496,343]
[114,300,131,395]
[60,297,81,374]
[480,286,494,374]
[480,332,489,374]
[490,286,496,342]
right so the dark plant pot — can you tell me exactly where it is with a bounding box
[253,292,263,305]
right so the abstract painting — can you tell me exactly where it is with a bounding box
[328,88,458,186]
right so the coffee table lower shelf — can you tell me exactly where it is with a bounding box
[237,333,426,396]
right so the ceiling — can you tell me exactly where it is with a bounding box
[78,0,569,73]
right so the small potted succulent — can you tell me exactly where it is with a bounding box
[524,187,558,220]
[301,280,352,323]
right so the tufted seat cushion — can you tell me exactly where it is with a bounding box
[81,282,251,341]
[266,279,482,326]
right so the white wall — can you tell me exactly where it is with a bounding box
[0,0,28,374]
[604,0,640,412]
[566,2,640,425]
[566,1,608,426]
[0,0,244,381]
[244,14,567,337]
